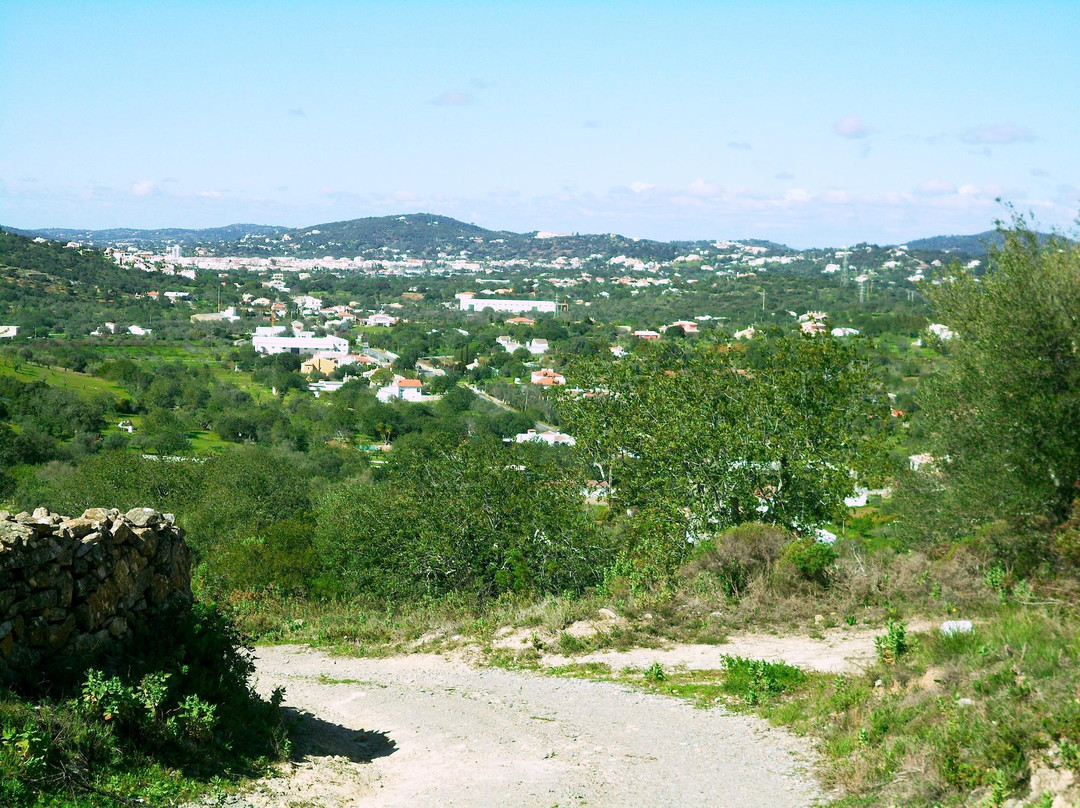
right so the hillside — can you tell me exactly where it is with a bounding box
[6,214,735,262]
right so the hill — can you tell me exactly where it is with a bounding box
[7,214,768,262]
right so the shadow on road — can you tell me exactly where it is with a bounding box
[283,707,398,764]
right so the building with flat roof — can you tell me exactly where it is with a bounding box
[456,292,557,314]
[252,334,349,356]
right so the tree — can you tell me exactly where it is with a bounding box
[896,220,1080,539]
[314,438,610,599]
[559,337,886,553]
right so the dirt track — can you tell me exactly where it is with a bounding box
[244,645,824,808]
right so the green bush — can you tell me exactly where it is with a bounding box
[784,538,838,587]
[0,603,287,807]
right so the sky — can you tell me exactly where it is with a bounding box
[1,0,1077,247]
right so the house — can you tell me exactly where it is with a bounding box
[531,368,566,386]
[128,325,152,336]
[526,338,549,355]
[0,326,18,339]
[190,306,240,323]
[668,320,699,334]
[515,429,576,446]
[291,295,323,313]
[496,335,524,353]
[254,325,287,337]
[300,353,343,376]
[252,334,349,356]
[456,292,557,314]
[831,327,860,337]
[376,377,425,402]
[632,330,661,341]
[909,453,934,471]
[733,326,756,340]
[505,316,536,325]
[365,312,399,327]
[609,345,628,357]
[928,323,955,341]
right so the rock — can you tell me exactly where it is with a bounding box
[940,620,974,636]
[125,508,162,528]
[598,608,619,621]
[59,518,99,539]
[0,506,192,684]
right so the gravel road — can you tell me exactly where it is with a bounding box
[244,645,823,808]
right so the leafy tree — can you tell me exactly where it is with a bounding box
[314,438,609,599]
[896,221,1080,539]
[559,337,886,565]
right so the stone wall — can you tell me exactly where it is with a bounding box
[0,507,192,684]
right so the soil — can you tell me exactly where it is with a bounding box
[241,644,827,808]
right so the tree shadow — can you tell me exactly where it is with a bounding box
[282,707,397,764]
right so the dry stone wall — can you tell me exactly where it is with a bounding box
[0,507,192,683]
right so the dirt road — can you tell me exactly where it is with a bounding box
[245,645,823,808]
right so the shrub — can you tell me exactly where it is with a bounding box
[680,522,790,599]
[784,538,838,587]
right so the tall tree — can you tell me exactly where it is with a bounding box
[897,220,1080,539]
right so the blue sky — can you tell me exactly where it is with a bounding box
[1,0,1077,247]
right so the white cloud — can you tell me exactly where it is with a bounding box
[628,181,655,194]
[783,188,812,203]
[726,141,752,150]
[131,180,156,197]
[686,178,720,197]
[833,115,869,139]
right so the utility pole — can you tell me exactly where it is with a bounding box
[760,290,766,311]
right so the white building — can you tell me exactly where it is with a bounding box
[365,312,399,327]
[128,325,152,336]
[526,338,549,355]
[254,325,287,337]
[252,334,349,356]
[515,429,576,447]
[376,377,425,402]
[457,292,557,314]
[0,326,18,339]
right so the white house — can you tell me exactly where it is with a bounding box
[526,338,549,355]
[496,335,524,353]
[457,292,557,314]
[515,429,576,446]
[252,334,349,356]
[0,326,18,339]
[128,325,152,336]
[292,295,323,313]
[530,368,566,386]
[927,323,955,341]
[365,312,399,327]
[376,377,425,402]
[831,327,860,337]
[909,453,934,471]
[254,325,287,337]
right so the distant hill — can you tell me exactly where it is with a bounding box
[6,223,286,250]
[6,214,792,262]
[903,231,1005,254]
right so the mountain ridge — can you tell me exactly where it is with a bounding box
[4,213,1013,259]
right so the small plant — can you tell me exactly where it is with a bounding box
[644,662,666,682]
[721,655,805,705]
[874,620,914,664]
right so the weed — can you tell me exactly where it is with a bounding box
[643,662,666,682]
[874,620,913,664]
